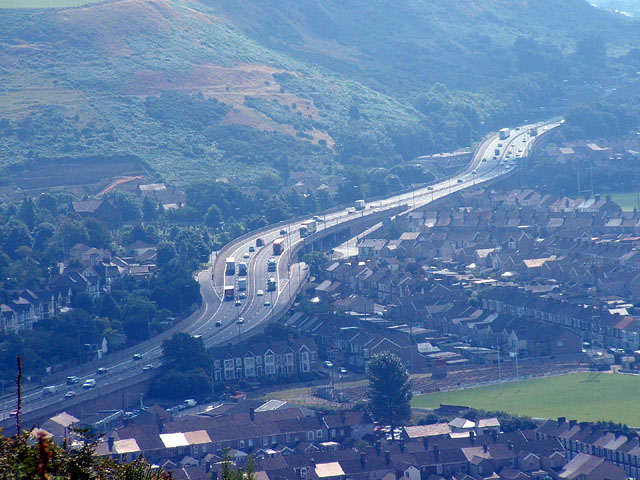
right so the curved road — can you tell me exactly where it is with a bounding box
[0,120,560,421]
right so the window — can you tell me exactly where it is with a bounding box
[263,437,268,446]
[557,340,566,347]
[248,439,254,447]
[240,440,245,448]
[216,443,221,452]
[316,429,322,439]
[271,435,277,444]
[307,431,314,441]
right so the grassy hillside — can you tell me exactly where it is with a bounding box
[1,0,639,187]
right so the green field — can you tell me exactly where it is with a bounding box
[413,372,640,426]
[0,0,104,7]
[609,192,640,211]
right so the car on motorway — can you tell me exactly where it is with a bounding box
[142,364,153,371]
[64,391,76,399]
[482,158,487,162]
[82,379,96,389]
[339,367,347,374]
[243,252,250,258]
[264,300,270,306]
[133,353,143,361]
[239,292,246,299]
[313,215,321,222]
[215,319,222,327]
[234,300,242,307]
[97,367,108,375]
[427,186,433,190]
[249,246,255,252]
[236,317,245,324]
[323,361,333,368]
[256,289,264,296]
[457,178,463,183]
[42,385,57,396]
[66,375,79,385]
[279,229,287,235]
[256,238,264,247]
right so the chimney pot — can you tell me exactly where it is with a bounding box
[108,436,114,451]
[508,441,513,451]
[422,437,429,450]
[250,408,255,421]
[360,452,366,469]
[399,440,405,453]
[385,450,391,465]
[376,440,381,455]
[433,444,440,462]
[483,442,488,453]
[558,417,566,425]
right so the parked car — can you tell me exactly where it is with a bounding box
[66,376,79,385]
[133,353,143,361]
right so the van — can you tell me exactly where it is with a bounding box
[42,385,57,396]
[184,399,197,408]
[82,379,97,389]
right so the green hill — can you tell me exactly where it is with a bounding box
[0,0,639,187]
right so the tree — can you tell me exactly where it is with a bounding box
[18,197,37,231]
[123,296,156,343]
[366,352,412,441]
[84,218,111,248]
[161,332,209,372]
[142,196,158,222]
[204,204,222,228]
[56,217,89,251]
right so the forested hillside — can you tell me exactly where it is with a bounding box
[0,0,638,186]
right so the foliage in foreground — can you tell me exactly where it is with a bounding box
[0,428,255,479]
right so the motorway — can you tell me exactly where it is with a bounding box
[0,119,560,422]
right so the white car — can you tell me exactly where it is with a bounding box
[264,300,271,306]
[243,252,250,258]
[257,289,264,296]
[82,379,96,389]
[236,317,245,324]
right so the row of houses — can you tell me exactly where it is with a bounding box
[1,241,158,334]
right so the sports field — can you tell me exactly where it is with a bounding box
[412,372,640,426]
[609,191,640,211]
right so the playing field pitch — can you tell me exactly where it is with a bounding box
[412,372,640,425]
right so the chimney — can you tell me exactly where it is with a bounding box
[250,408,255,421]
[340,410,346,424]
[422,437,429,450]
[483,442,488,453]
[557,417,566,425]
[569,420,577,427]
[579,422,588,429]
[507,441,513,451]
[595,194,601,202]
[492,430,497,443]
[108,436,114,452]
[360,452,366,469]
[399,440,405,453]
[205,461,211,473]
[433,444,440,462]
[376,440,382,455]
[385,450,391,465]
[469,431,475,445]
